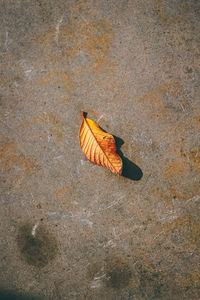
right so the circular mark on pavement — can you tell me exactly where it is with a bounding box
[16,223,58,268]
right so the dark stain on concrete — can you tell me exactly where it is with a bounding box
[16,223,58,268]
[105,257,132,289]
[107,264,132,289]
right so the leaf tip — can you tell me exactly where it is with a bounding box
[81,112,87,119]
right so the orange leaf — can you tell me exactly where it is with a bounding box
[79,112,122,175]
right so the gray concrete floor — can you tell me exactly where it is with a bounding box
[0,1,200,299]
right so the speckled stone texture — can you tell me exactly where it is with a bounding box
[0,1,200,299]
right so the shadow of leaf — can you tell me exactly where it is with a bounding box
[113,135,143,181]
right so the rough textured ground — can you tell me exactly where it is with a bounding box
[0,1,200,299]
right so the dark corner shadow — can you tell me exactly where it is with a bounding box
[113,135,143,181]
[0,289,42,300]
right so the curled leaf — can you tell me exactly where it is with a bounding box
[79,112,122,175]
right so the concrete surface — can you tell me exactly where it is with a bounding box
[0,0,200,299]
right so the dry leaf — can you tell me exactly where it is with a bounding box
[79,112,122,175]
